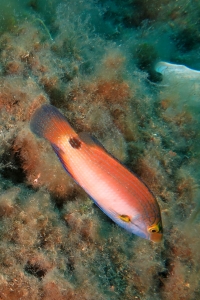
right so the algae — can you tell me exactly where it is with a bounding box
[0,0,199,299]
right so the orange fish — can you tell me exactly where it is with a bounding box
[30,104,163,242]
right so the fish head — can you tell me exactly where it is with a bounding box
[111,210,163,242]
[147,220,163,242]
[129,215,163,242]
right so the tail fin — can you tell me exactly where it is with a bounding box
[30,104,75,144]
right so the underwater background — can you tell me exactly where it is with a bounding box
[0,0,200,299]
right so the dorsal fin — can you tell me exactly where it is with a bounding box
[78,132,107,151]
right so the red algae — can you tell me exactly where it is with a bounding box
[42,282,74,300]
[13,130,74,198]
[95,80,130,105]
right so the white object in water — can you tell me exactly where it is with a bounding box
[155,61,200,79]
[155,61,200,108]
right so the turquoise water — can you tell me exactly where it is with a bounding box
[0,1,199,299]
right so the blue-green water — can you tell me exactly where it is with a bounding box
[0,1,199,299]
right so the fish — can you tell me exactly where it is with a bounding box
[30,104,163,242]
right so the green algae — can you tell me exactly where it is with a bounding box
[0,0,199,299]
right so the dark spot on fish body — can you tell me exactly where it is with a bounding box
[69,137,81,149]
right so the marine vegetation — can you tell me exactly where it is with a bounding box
[0,0,199,299]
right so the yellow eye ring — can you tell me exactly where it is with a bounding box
[148,222,163,242]
[148,223,161,233]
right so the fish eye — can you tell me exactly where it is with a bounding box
[148,222,162,234]
[149,222,163,242]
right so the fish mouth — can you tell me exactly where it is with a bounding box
[147,219,163,242]
[133,223,163,242]
[149,231,163,242]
